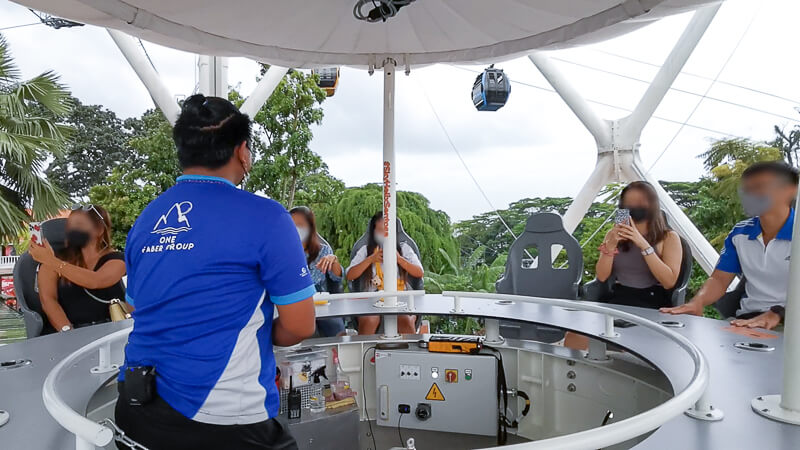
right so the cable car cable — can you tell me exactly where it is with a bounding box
[549,56,800,124]
[418,80,520,242]
[0,22,41,32]
[591,48,800,106]
[448,64,745,140]
[646,4,763,173]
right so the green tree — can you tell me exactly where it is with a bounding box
[245,69,328,208]
[89,110,179,249]
[314,184,459,272]
[0,34,72,241]
[45,98,131,198]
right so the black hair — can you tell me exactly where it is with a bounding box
[290,206,322,264]
[173,94,252,169]
[742,161,799,186]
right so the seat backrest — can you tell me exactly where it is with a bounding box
[715,277,746,319]
[668,235,694,306]
[348,217,424,292]
[496,213,584,299]
[318,234,343,294]
[12,218,67,337]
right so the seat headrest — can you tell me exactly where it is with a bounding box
[524,212,565,233]
[42,218,67,253]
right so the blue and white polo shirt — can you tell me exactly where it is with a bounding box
[120,174,315,425]
[716,208,794,316]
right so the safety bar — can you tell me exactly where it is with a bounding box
[442,291,713,450]
[42,327,131,449]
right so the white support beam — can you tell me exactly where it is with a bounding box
[382,58,399,338]
[197,55,229,97]
[240,66,289,118]
[751,187,800,425]
[619,4,721,143]
[562,156,614,234]
[529,52,612,149]
[530,4,722,275]
[107,30,180,125]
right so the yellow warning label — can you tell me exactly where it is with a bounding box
[425,383,445,401]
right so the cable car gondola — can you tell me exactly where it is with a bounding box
[472,65,510,111]
[312,67,340,97]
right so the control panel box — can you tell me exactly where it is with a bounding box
[374,347,498,436]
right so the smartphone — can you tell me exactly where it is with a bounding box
[29,222,43,246]
[614,209,631,225]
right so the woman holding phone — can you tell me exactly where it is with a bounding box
[595,181,683,309]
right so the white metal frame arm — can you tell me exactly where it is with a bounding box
[752,187,800,425]
[107,30,180,125]
[240,66,289,118]
[381,58,400,338]
[529,5,722,274]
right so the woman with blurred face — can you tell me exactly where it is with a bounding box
[290,206,345,337]
[346,211,424,335]
[596,181,683,309]
[29,205,128,333]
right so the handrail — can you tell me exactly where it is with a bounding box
[0,255,19,266]
[42,327,132,448]
[441,291,710,450]
[313,290,425,302]
[42,293,711,450]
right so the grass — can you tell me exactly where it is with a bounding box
[0,302,26,344]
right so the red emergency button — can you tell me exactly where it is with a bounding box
[445,369,458,383]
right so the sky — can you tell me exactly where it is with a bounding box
[2,0,799,222]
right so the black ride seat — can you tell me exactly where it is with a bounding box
[495,213,584,342]
[347,217,423,333]
[13,218,67,338]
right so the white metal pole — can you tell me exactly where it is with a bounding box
[107,30,180,125]
[562,156,614,233]
[619,4,721,142]
[528,52,612,149]
[782,190,800,411]
[198,56,229,97]
[240,66,289,117]
[382,59,399,338]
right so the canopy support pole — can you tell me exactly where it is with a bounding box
[381,58,400,339]
[529,4,721,274]
[751,186,800,426]
[240,66,289,118]
[198,55,228,98]
[107,30,180,125]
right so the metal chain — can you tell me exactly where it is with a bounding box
[99,419,150,450]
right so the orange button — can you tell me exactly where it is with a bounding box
[445,369,458,383]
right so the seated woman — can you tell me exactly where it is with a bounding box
[346,212,424,335]
[29,205,128,333]
[290,206,345,337]
[596,181,683,308]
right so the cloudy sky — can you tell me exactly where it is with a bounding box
[2,0,799,221]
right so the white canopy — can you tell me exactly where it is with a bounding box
[14,0,721,68]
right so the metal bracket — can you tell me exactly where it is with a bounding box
[685,404,724,421]
[752,395,800,425]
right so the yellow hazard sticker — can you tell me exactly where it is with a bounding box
[425,382,445,401]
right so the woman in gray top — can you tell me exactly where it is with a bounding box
[596,181,683,309]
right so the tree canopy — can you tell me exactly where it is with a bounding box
[0,34,72,242]
[314,184,459,272]
[46,98,133,199]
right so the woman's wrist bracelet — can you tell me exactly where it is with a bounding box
[56,260,67,275]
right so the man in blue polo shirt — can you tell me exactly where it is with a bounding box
[663,161,798,330]
[115,94,315,450]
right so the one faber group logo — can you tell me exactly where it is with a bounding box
[152,201,193,235]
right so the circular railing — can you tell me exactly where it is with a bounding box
[42,291,710,450]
